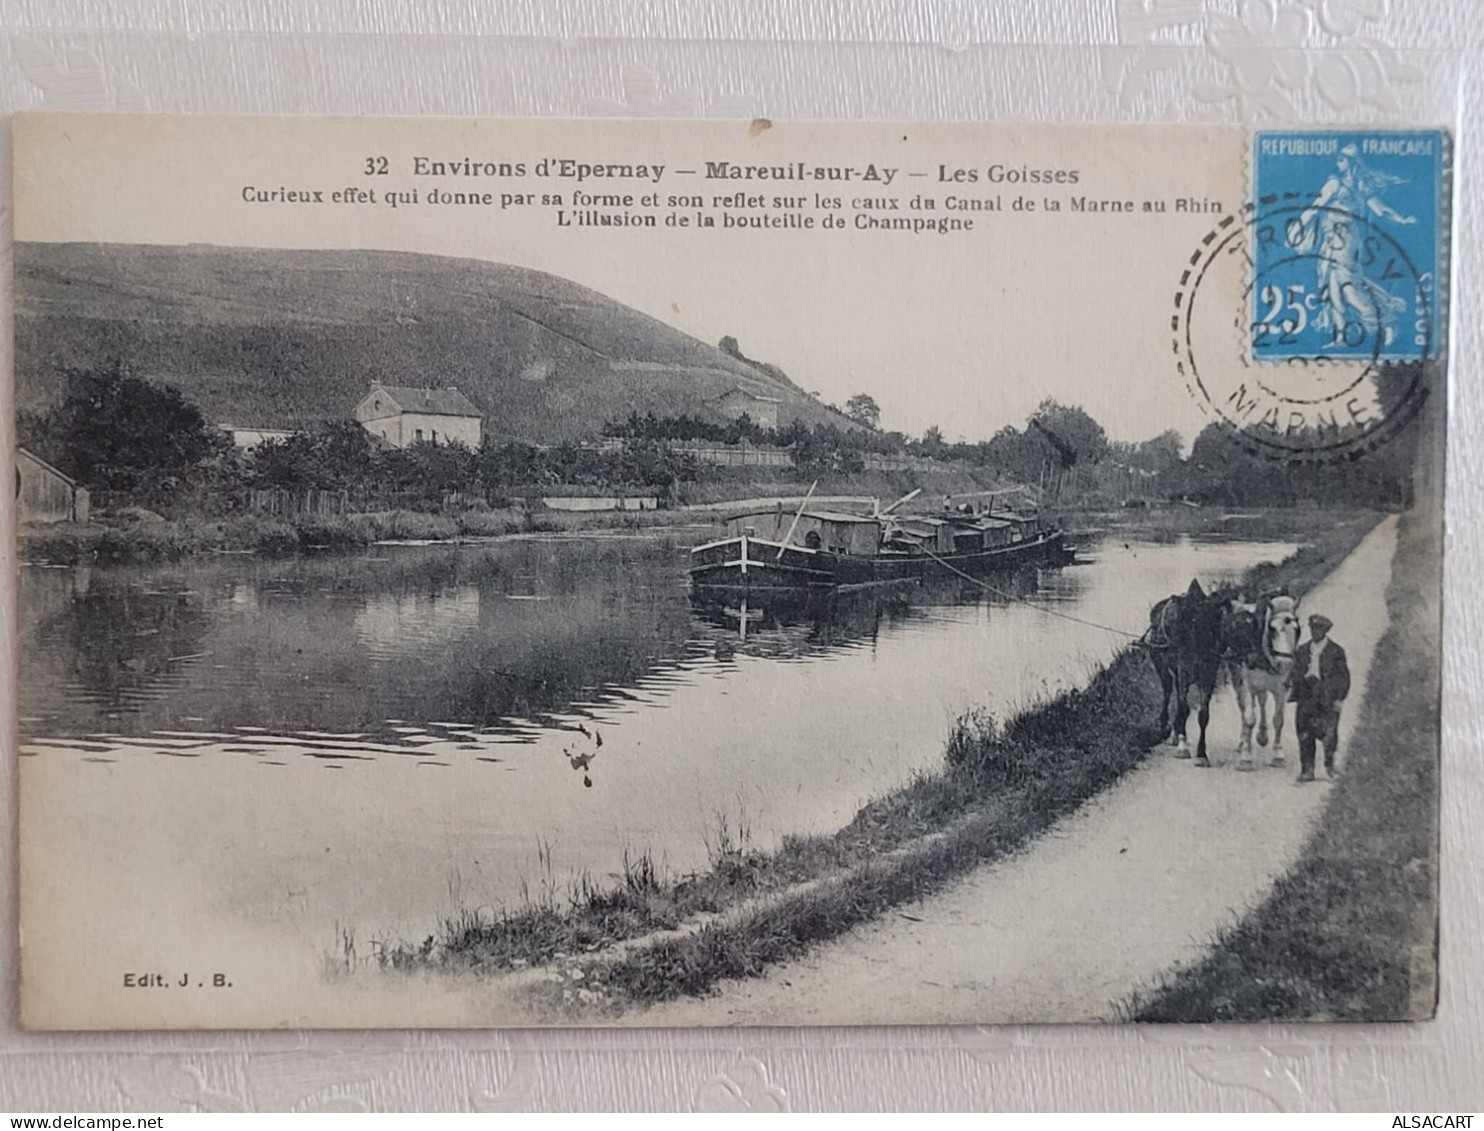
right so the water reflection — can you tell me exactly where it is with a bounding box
[19,529,1300,949]
[21,532,1279,757]
[30,568,211,718]
[22,538,699,742]
[687,568,1070,661]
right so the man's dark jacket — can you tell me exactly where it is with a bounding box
[1288,639,1351,709]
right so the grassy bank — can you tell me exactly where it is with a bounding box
[374,511,1383,1012]
[21,467,995,567]
[18,504,715,565]
[32,478,1324,568]
[1129,507,1439,1022]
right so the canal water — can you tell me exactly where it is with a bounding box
[19,527,1297,963]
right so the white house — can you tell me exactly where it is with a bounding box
[713,386,782,430]
[220,425,297,449]
[354,382,483,448]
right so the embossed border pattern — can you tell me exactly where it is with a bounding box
[0,0,1478,1112]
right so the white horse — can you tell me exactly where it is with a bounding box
[1229,594,1301,771]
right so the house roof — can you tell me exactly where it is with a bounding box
[18,447,82,487]
[727,507,879,525]
[364,384,482,418]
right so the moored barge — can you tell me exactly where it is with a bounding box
[689,497,1072,591]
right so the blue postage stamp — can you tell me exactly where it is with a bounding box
[1252,130,1445,362]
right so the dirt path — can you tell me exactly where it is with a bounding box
[637,517,1399,1026]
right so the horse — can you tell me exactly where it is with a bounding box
[1225,593,1301,771]
[1147,579,1238,767]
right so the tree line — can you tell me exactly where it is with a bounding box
[19,362,1422,516]
[19,365,700,512]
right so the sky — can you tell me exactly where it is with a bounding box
[15,114,1255,447]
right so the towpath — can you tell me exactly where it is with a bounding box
[637,516,1399,1025]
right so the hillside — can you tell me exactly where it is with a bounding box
[14,242,853,442]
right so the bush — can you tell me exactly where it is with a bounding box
[355,510,459,541]
[219,515,298,554]
[455,508,526,537]
[19,363,236,505]
[111,505,167,525]
[293,516,374,550]
[93,521,207,562]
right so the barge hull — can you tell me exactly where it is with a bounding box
[690,530,1072,590]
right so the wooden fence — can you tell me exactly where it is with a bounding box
[672,441,793,468]
[669,441,954,473]
[242,488,352,517]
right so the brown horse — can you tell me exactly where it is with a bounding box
[1147,579,1239,767]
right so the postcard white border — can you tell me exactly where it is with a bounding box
[0,1,1477,1112]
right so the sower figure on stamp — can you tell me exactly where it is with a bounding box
[1289,613,1351,783]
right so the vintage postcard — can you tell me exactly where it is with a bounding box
[11,114,1446,1029]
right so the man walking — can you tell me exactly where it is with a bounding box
[1289,613,1351,783]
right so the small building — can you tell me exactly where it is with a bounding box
[515,482,664,512]
[724,507,880,556]
[712,386,782,430]
[354,382,483,448]
[220,424,297,449]
[538,495,661,512]
[17,448,90,524]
